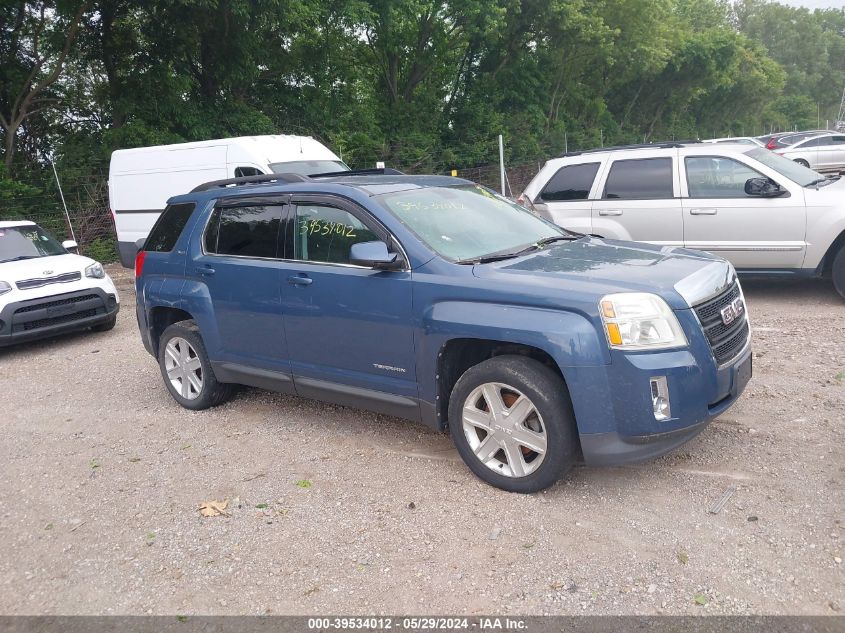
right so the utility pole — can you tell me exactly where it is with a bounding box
[837,82,845,132]
[498,135,505,196]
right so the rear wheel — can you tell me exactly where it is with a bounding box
[833,246,845,300]
[448,355,579,493]
[794,158,810,168]
[158,320,233,410]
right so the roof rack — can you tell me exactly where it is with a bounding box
[190,167,406,193]
[558,141,700,158]
[309,167,405,178]
[191,173,309,193]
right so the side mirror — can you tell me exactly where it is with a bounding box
[745,177,785,197]
[62,240,78,253]
[349,240,402,270]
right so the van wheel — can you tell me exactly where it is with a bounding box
[794,159,810,168]
[833,246,845,300]
[448,355,579,493]
[158,320,233,410]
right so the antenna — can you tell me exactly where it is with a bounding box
[50,158,77,244]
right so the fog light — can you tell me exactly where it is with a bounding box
[650,376,671,421]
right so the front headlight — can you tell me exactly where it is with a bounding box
[599,293,687,350]
[0,281,11,296]
[85,262,105,279]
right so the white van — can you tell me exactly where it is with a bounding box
[109,135,347,266]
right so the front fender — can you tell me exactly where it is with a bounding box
[416,300,609,429]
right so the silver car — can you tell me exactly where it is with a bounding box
[776,133,845,173]
[519,142,845,298]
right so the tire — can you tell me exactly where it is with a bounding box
[448,355,579,493]
[91,314,117,332]
[833,246,845,300]
[158,320,233,410]
[794,159,810,168]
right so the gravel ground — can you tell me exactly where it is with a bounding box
[0,265,843,616]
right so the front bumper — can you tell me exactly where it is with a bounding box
[0,287,119,347]
[568,322,752,466]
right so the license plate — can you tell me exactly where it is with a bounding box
[734,354,752,394]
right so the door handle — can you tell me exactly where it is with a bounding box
[195,266,215,276]
[598,209,623,216]
[288,274,313,286]
[689,208,718,215]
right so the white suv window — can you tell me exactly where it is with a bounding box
[685,157,764,199]
[603,158,673,200]
[539,163,600,201]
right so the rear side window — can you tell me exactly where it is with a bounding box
[603,158,674,200]
[145,203,195,252]
[205,205,282,258]
[540,163,600,201]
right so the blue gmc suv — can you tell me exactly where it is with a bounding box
[134,171,752,492]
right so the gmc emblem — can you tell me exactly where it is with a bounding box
[720,298,745,326]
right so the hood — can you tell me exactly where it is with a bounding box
[0,253,96,283]
[802,176,845,206]
[472,237,734,309]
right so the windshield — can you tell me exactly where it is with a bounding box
[269,160,349,176]
[745,148,825,187]
[378,185,570,262]
[0,225,66,263]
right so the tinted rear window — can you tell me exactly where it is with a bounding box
[144,203,195,252]
[540,163,599,201]
[603,158,673,200]
[210,205,282,258]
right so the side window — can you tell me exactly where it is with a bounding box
[145,203,195,252]
[799,138,823,148]
[208,205,282,258]
[539,163,600,201]
[234,166,264,178]
[294,204,379,264]
[685,157,766,199]
[829,136,845,145]
[603,158,673,200]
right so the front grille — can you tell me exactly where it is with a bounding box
[16,271,81,290]
[22,309,98,331]
[694,282,749,364]
[14,294,98,314]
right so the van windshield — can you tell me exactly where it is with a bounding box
[269,160,349,176]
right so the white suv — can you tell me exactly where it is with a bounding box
[0,221,120,347]
[519,142,845,298]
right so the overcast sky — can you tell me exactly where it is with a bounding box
[776,0,844,8]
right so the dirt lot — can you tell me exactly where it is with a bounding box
[0,265,843,616]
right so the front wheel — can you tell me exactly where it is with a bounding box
[794,158,810,168]
[833,246,845,300]
[448,355,579,493]
[158,320,234,410]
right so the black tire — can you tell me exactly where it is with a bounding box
[833,246,845,300]
[448,355,579,493]
[794,159,810,168]
[158,320,234,410]
[91,314,117,332]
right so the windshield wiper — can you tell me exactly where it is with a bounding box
[0,255,39,263]
[458,234,580,265]
[807,176,840,188]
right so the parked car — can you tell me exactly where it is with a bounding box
[135,171,751,493]
[756,130,829,150]
[109,135,349,268]
[518,142,845,298]
[0,221,120,347]
[702,137,765,147]
[775,133,845,173]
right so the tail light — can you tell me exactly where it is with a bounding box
[766,138,778,150]
[134,250,146,278]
